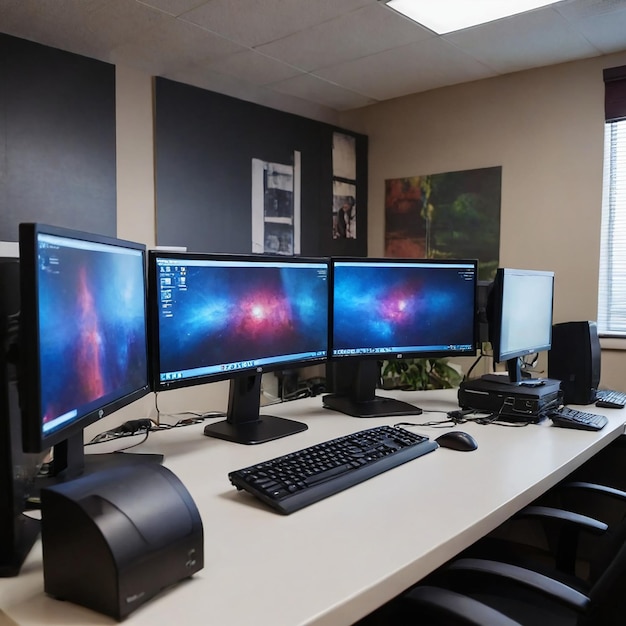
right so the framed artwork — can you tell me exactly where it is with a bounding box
[385,166,501,280]
[332,132,357,240]
[252,153,301,255]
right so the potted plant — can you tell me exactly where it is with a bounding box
[381,358,463,391]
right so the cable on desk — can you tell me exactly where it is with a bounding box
[86,408,227,452]
[86,418,156,447]
[394,409,489,429]
[153,391,226,426]
[394,405,535,430]
[469,397,537,427]
[393,409,459,429]
[156,411,226,429]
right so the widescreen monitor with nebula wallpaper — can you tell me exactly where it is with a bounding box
[323,258,477,418]
[149,252,329,444]
[19,223,151,472]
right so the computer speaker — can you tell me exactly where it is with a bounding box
[476,280,493,345]
[548,321,601,405]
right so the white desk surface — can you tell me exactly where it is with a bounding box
[1,389,625,626]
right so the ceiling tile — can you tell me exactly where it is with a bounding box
[82,0,170,50]
[179,0,374,47]
[110,17,245,75]
[136,0,207,17]
[270,73,377,110]
[556,0,626,54]
[0,0,114,59]
[256,3,434,72]
[316,38,495,101]
[204,49,302,85]
[555,0,626,20]
[410,37,497,86]
[444,7,602,74]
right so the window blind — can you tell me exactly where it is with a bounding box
[599,65,626,336]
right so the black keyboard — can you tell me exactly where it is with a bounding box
[595,389,626,409]
[228,425,438,514]
[547,407,608,431]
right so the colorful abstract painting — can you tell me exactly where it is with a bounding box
[385,166,501,280]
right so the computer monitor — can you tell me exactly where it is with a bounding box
[0,251,43,576]
[487,267,555,383]
[148,252,329,444]
[324,258,478,417]
[18,223,158,483]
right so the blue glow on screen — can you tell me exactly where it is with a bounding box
[156,259,328,381]
[332,261,475,356]
[37,234,148,434]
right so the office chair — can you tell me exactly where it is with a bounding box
[397,481,626,625]
[400,544,626,625]
[461,481,626,583]
[400,563,587,625]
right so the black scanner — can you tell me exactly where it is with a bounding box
[435,431,478,452]
[40,463,204,621]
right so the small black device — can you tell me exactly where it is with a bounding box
[435,431,478,451]
[546,407,608,431]
[324,257,477,418]
[229,425,438,514]
[40,463,204,620]
[548,321,601,405]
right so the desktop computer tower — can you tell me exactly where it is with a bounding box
[458,377,562,423]
[548,321,601,405]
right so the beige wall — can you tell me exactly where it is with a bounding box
[102,54,626,437]
[116,66,156,248]
[341,52,626,392]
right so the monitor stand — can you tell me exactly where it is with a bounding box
[481,357,540,386]
[323,360,423,418]
[322,394,422,418]
[203,373,307,445]
[33,434,164,499]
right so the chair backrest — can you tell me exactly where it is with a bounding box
[588,525,626,608]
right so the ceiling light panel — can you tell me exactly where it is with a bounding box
[386,0,562,34]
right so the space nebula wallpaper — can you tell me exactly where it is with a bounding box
[157,261,328,381]
[37,239,148,434]
[332,263,475,355]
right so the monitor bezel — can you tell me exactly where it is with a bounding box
[488,267,555,364]
[327,256,479,363]
[148,251,330,394]
[19,222,151,454]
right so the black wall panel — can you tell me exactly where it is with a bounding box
[0,34,116,242]
[155,77,367,257]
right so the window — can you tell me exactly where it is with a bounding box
[598,66,626,336]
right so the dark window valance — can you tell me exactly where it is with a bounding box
[604,65,626,122]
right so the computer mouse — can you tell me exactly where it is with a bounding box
[435,431,478,452]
